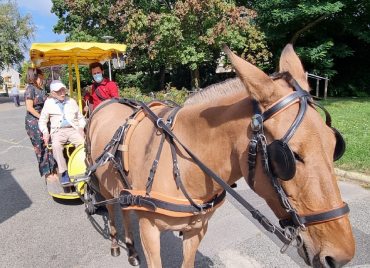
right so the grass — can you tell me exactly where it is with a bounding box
[317,97,370,175]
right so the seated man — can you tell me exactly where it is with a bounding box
[83,62,119,111]
[39,80,86,186]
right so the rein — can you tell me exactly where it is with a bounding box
[83,82,349,253]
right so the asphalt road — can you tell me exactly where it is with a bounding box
[1,96,369,268]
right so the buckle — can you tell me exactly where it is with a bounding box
[156,118,164,128]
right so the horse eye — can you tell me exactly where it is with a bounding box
[293,152,304,163]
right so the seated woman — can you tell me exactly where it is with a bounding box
[38,80,86,186]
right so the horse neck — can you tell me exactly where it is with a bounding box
[174,91,253,198]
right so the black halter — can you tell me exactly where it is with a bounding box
[247,80,349,235]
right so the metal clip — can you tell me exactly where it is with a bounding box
[280,239,294,254]
[165,119,172,126]
[280,226,303,254]
[101,152,114,166]
[210,201,214,212]
[194,204,207,215]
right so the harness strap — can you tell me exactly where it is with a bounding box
[135,100,292,245]
[85,98,137,158]
[247,134,257,190]
[85,98,139,190]
[169,136,205,211]
[146,132,166,196]
[280,203,350,227]
[93,189,227,215]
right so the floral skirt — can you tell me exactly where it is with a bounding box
[25,116,57,176]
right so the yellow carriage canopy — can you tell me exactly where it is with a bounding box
[29,42,127,111]
[29,42,127,67]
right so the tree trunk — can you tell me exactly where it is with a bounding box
[290,14,330,45]
[191,66,200,90]
[159,65,166,90]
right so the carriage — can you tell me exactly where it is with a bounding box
[29,42,126,209]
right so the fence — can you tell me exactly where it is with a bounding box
[305,72,329,100]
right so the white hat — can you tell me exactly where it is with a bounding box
[50,80,66,92]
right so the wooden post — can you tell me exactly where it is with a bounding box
[316,78,319,98]
[324,77,328,101]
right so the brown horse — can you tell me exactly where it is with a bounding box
[87,44,355,267]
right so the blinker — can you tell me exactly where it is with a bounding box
[267,140,296,181]
[332,127,346,161]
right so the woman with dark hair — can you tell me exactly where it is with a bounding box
[25,68,57,181]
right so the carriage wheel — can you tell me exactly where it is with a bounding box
[84,183,96,215]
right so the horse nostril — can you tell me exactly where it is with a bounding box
[325,256,340,268]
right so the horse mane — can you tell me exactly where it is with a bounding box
[183,72,294,106]
[183,77,245,106]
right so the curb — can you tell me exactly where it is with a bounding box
[335,168,370,184]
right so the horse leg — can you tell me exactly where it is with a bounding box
[105,203,121,257]
[136,212,162,268]
[98,185,121,257]
[181,217,211,268]
[121,210,140,266]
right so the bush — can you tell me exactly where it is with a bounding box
[118,87,142,99]
[115,72,160,93]
[118,83,189,106]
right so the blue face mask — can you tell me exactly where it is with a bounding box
[93,73,103,83]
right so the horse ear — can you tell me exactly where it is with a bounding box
[222,43,283,107]
[279,44,310,92]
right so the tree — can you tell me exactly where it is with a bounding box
[19,61,32,84]
[52,0,271,90]
[52,0,121,42]
[110,0,270,89]
[237,0,370,96]
[0,0,35,70]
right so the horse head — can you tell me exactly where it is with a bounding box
[223,43,355,267]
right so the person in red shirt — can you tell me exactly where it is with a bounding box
[84,62,119,111]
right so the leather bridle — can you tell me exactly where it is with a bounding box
[247,79,349,251]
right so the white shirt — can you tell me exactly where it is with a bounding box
[10,87,19,95]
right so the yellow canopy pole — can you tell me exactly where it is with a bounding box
[73,56,83,113]
[68,60,74,98]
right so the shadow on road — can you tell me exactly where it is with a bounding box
[0,163,32,224]
[0,96,25,105]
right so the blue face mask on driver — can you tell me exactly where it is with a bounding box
[93,73,103,83]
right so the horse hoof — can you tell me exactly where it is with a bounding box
[129,255,140,266]
[111,247,120,257]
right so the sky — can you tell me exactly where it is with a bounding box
[17,0,66,60]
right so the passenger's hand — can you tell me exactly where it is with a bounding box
[43,133,50,145]
[83,105,89,112]
[78,127,85,138]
